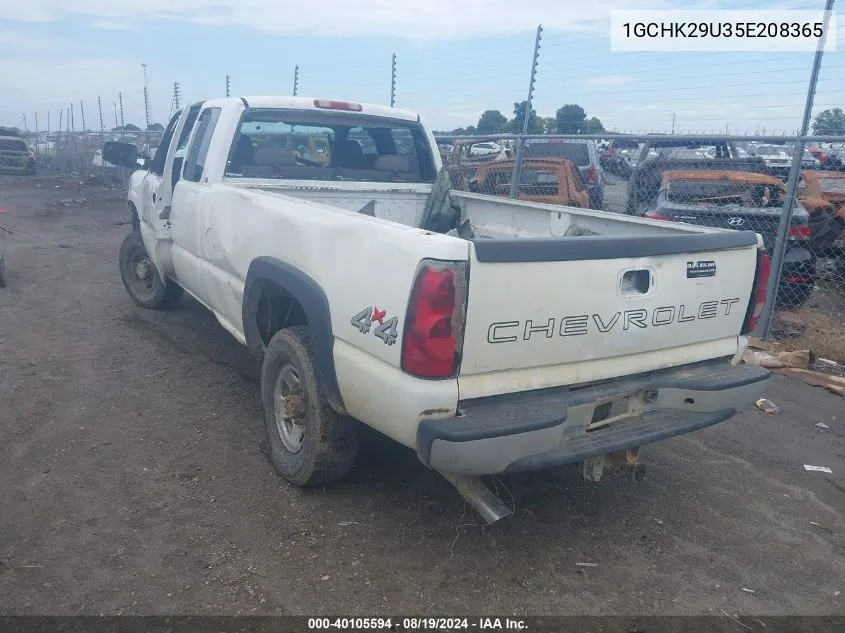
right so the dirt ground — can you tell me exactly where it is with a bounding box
[1,172,844,616]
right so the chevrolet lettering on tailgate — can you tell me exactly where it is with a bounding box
[487,298,743,343]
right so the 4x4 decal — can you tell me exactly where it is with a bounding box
[350,306,399,346]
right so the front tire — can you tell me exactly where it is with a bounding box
[261,326,359,487]
[119,231,183,309]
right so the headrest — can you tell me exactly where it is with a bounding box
[374,154,413,172]
[254,147,297,166]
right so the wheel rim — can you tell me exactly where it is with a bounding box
[126,248,159,301]
[273,363,306,453]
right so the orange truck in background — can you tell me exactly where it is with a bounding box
[467,158,590,208]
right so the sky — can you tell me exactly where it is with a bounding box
[0,0,843,135]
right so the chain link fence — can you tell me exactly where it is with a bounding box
[437,132,845,362]
[22,126,844,362]
[25,131,163,180]
[13,123,844,363]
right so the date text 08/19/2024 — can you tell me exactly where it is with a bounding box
[307,617,528,631]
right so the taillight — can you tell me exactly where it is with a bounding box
[586,166,597,184]
[742,250,772,335]
[788,224,811,240]
[645,211,670,221]
[401,260,468,379]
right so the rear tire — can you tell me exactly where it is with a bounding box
[261,326,359,487]
[119,231,183,309]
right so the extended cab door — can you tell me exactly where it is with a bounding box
[136,111,181,259]
[148,104,202,292]
[170,105,233,325]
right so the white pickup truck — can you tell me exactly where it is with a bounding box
[104,97,772,523]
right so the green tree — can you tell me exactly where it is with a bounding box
[583,116,605,133]
[476,110,508,134]
[812,108,845,135]
[555,104,587,134]
[112,123,141,132]
[508,101,542,134]
[146,122,165,131]
[540,117,557,134]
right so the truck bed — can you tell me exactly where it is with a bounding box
[231,181,731,240]
[224,180,761,402]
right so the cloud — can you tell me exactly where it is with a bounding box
[0,56,146,128]
[0,28,58,52]
[585,74,633,87]
[91,20,139,30]
[0,0,726,40]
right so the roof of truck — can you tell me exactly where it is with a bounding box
[199,96,421,123]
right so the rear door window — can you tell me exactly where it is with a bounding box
[183,108,222,183]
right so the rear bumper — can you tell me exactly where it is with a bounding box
[417,359,770,475]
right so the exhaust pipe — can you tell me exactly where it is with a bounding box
[440,472,513,524]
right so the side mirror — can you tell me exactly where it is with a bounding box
[103,141,139,169]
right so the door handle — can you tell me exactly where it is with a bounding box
[152,192,157,203]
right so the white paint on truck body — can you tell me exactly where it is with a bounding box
[124,95,768,469]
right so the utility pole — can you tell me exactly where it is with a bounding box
[226,75,231,97]
[113,102,119,129]
[80,100,86,132]
[58,109,63,136]
[98,96,105,132]
[293,65,299,96]
[390,53,397,107]
[510,24,543,199]
[70,103,75,133]
[142,63,151,129]
[34,112,39,155]
[671,113,676,134]
[119,92,125,129]
[22,113,28,132]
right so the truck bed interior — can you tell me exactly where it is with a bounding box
[232,181,731,242]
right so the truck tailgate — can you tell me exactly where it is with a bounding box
[458,231,760,399]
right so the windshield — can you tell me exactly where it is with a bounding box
[0,138,28,152]
[754,145,787,156]
[658,147,717,159]
[225,108,436,183]
[524,142,590,166]
[666,179,785,207]
[612,140,639,149]
[483,167,562,195]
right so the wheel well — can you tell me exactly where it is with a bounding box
[129,202,140,231]
[253,281,308,347]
